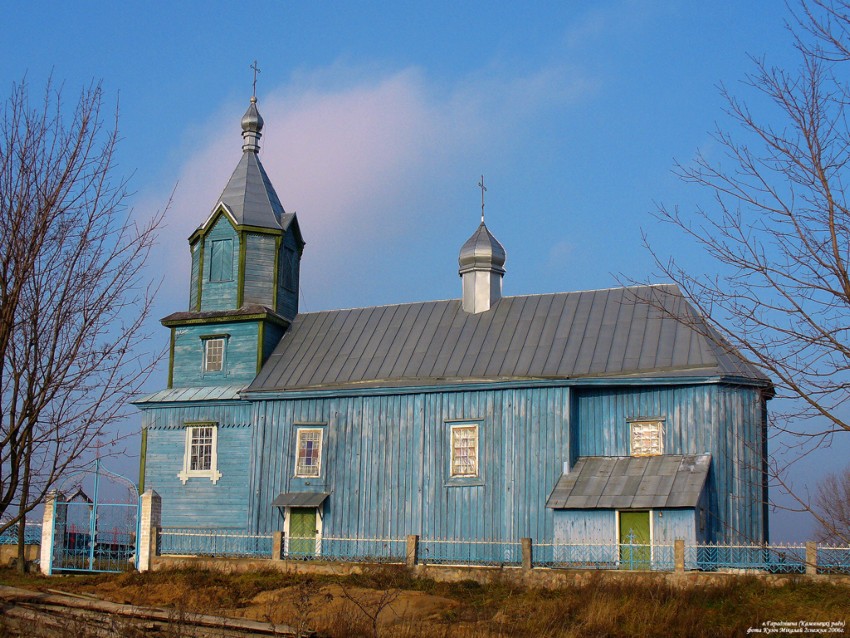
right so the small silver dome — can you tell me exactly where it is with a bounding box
[458,222,506,274]
[241,97,264,133]
[241,97,264,153]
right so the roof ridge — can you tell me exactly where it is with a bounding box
[294,284,680,316]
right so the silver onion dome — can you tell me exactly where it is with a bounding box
[241,96,264,152]
[458,222,506,275]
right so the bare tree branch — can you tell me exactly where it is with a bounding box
[0,77,164,547]
[639,1,850,542]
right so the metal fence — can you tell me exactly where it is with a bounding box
[687,543,808,574]
[418,538,522,566]
[817,545,850,574]
[152,529,850,574]
[160,528,272,558]
[533,541,676,571]
[282,535,406,562]
[0,524,42,545]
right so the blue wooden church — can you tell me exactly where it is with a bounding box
[136,96,772,554]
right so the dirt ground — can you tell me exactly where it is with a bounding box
[2,565,850,638]
[5,566,474,637]
[72,572,462,636]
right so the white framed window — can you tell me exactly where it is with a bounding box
[204,337,225,372]
[450,424,479,477]
[630,420,663,457]
[178,423,222,484]
[295,428,323,478]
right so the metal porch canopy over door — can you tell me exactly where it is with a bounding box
[619,511,651,570]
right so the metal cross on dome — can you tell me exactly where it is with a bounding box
[250,60,261,97]
[478,175,487,223]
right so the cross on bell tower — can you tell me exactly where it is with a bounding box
[250,60,261,98]
[478,175,487,223]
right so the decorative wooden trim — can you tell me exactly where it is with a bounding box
[272,235,282,311]
[167,329,175,389]
[196,239,205,311]
[257,322,265,374]
[162,313,290,328]
[138,428,147,493]
[237,231,247,308]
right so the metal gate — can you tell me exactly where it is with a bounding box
[51,459,140,573]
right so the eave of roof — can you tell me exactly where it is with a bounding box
[161,304,291,328]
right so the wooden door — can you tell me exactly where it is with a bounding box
[619,511,651,570]
[288,508,317,557]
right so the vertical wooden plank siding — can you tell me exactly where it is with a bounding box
[171,323,260,387]
[553,510,616,544]
[652,509,697,545]
[555,509,695,545]
[140,402,254,529]
[243,233,277,306]
[276,231,300,319]
[200,216,239,311]
[142,381,764,545]
[249,386,571,541]
[261,323,286,367]
[574,384,766,543]
[189,242,200,311]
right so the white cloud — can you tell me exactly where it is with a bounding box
[139,60,596,314]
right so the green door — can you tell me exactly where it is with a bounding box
[289,508,317,557]
[619,511,651,570]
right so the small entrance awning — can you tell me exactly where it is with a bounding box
[271,492,330,508]
[546,454,711,510]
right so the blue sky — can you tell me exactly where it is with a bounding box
[4,2,838,540]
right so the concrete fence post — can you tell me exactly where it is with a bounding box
[806,541,817,576]
[674,539,685,573]
[40,491,65,575]
[138,489,161,572]
[521,538,533,571]
[406,534,419,568]
[272,531,283,561]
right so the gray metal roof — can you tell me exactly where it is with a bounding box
[271,492,330,508]
[546,454,711,510]
[249,284,770,393]
[214,151,295,231]
[133,385,246,404]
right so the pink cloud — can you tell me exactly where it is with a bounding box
[139,62,595,314]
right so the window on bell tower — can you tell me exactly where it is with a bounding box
[209,238,233,282]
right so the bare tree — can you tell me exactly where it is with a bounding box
[639,1,850,542]
[814,466,850,543]
[0,77,163,567]
[646,1,850,443]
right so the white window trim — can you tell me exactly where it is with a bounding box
[294,427,324,478]
[178,424,222,484]
[630,419,664,457]
[282,507,323,556]
[450,423,479,478]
